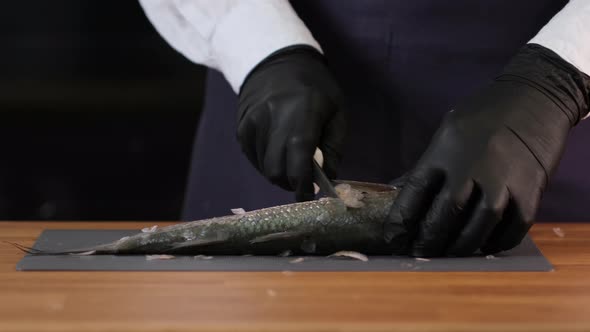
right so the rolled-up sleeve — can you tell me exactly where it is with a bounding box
[138,0,321,92]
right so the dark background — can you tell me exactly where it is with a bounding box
[0,1,206,220]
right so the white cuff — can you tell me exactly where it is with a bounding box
[211,2,321,92]
[529,0,590,76]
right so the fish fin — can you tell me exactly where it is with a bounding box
[300,238,316,254]
[231,208,246,215]
[165,233,230,252]
[69,250,97,256]
[328,251,369,262]
[250,231,306,244]
[146,254,175,260]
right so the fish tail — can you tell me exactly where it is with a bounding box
[4,241,44,254]
[4,241,104,256]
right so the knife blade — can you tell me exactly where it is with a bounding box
[312,159,339,199]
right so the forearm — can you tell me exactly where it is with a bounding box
[138,0,321,92]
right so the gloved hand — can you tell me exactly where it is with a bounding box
[237,45,346,202]
[385,44,590,257]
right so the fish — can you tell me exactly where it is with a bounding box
[11,181,409,256]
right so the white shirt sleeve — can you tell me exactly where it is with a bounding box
[138,0,321,93]
[529,0,590,76]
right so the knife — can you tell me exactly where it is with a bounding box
[312,159,339,199]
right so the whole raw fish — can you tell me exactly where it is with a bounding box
[14,181,409,256]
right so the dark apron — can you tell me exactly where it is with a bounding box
[183,0,590,222]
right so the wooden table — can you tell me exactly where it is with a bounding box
[0,222,589,332]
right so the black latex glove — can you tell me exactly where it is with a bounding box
[385,44,590,257]
[237,45,346,202]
